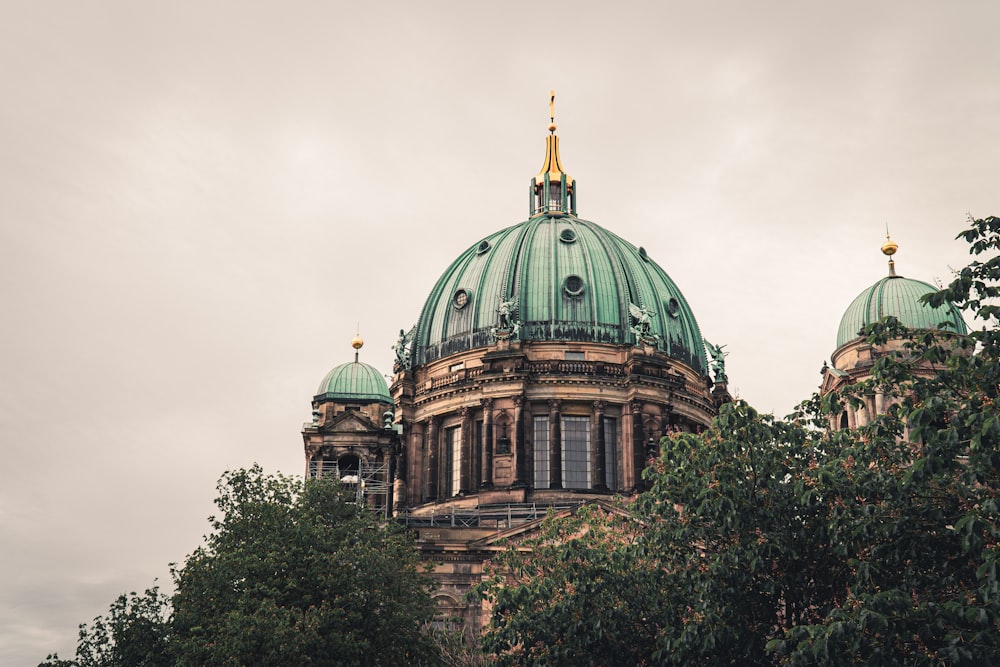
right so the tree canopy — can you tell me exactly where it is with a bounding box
[477,215,1000,666]
[42,467,441,667]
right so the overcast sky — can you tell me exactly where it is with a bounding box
[1,1,998,662]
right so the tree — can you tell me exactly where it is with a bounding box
[170,466,440,666]
[38,587,171,667]
[478,502,675,666]
[43,467,441,666]
[772,214,1000,664]
[477,216,1000,666]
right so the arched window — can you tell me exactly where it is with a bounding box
[337,454,360,481]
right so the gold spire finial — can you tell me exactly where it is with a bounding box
[351,324,363,361]
[548,90,557,133]
[881,229,898,276]
[531,92,575,216]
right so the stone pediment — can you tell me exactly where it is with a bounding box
[321,410,379,434]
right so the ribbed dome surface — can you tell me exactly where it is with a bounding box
[413,215,707,372]
[836,275,967,347]
[315,361,391,403]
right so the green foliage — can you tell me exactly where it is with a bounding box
[44,466,440,667]
[478,503,673,666]
[478,216,1000,666]
[170,466,440,666]
[38,587,170,667]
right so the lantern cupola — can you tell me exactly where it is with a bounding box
[530,91,576,217]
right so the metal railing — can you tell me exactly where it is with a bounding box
[398,501,585,530]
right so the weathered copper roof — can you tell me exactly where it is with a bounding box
[412,214,708,372]
[315,360,391,404]
[836,274,967,348]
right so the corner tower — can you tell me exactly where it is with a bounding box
[820,234,968,429]
[302,336,399,517]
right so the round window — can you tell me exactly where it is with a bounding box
[476,240,491,254]
[559,228,577,243]
[453,289,470,309]
[666,297,680,318]
[639,246,650,261]
[563,275,585,297]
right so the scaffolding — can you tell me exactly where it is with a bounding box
[307,460,392,518]
[398,501,585,530]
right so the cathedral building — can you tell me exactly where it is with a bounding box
[302,98,968,631]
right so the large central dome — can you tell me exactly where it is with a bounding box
[412,216,707,372]
[412,107,707,373]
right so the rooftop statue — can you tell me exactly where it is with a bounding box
[705,339,729,383]
[392,326,415,370]
[628,302,659,344]
[492,295,520,341]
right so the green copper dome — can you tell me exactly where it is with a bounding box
[412,214,708,373]
[836,274,967,348]
[315,360,391,404]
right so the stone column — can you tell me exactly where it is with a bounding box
[425,416,439,502]
[481,398,494,488]
[631,400,645,491]
[513,394,527,486]
[592,401,607,491]
[549,399,562,489]
[407,423,422,506]
[460,406,473,494]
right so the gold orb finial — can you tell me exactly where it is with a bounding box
[351,335,364,350]
[881,230,898,277]
[881,232,898,257]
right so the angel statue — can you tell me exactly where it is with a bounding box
[497,295,518,331]
[628,302,658,343]
[704,339,729,383]
[492,295,520,341]
[392,326,415,370]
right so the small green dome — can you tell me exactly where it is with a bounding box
[836,275,967,348]
[413,214,708,373]
[315,360,391,404]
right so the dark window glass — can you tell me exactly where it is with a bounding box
[533,416,549,487]
[562,416,591,489]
